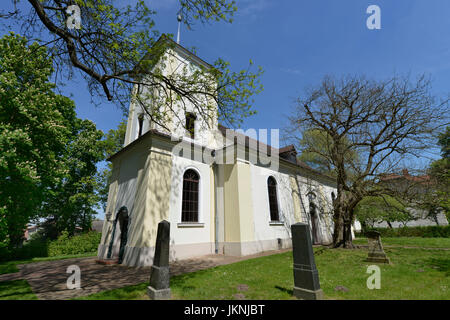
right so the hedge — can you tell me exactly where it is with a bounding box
[0,231,102,262]
[47,231,101,256]
[356,225,450,238]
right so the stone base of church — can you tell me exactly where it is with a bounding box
[293,287,324,300]
[147,286,171,300]
[95,258,119,265]
[222,238,292,256]
[97,238,294,267]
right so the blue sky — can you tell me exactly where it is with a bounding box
[2,1,450,218]
[3,1,450,135]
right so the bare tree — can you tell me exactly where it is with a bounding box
[288,74,449,248]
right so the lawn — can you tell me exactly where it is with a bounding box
[76,246,450,300]
[353,237,450,248]
[0,252,98,275]
[0,280,37,300]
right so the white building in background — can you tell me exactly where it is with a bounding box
[98,36,337,267]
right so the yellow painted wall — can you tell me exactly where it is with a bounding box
[101,163,121,245]
[127,147,173,249]
[223,162,255,243]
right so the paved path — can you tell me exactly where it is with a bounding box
[1,249,291,300]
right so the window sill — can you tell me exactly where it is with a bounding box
[269,221,284,226]
[177,223,205,228]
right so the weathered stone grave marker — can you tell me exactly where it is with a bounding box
[365,230,390,264]
[147,220,171,300]
[291,222,324,300]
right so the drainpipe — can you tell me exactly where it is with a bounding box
[212,151,219,254]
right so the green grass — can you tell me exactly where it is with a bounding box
[353,237,450,248]
[0,280,37,300]
[76,246,450,300]
[0,252,97,275]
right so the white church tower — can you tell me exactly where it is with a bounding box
[123,35,220,150]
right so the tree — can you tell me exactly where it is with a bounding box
[288,74,449,248]
[354,195,412,232]
[0,33,74,247]
[420,126,450,224]
[1,1,263,128]
[297,128,359,177]
[39,119,104,238]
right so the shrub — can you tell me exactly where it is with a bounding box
[47,231,101,257]
[0,239,48,262]
[0,231,102,262]
[356,225,450,238]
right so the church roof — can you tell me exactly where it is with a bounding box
[217,125,335,183]
[108,126,336,186]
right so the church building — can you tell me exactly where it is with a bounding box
[97,37,337,267]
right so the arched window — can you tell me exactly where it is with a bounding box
[267,176,280,221]
[181,169,200,222]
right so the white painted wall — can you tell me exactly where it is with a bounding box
[250,164,297,244]
[168,155,213,251]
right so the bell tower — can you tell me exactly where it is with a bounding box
[123,35,219,149]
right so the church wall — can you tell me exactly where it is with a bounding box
[98,137,176,266]
[248,164,297,253]
[97,140,152,261]
[100,165,120,247]
[222,161,257,256]
[168,154,215,260]
[296,175,336,245]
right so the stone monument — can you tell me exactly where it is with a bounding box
[291,222,324,300]
[147,220,171,300]
[365,230,390,264]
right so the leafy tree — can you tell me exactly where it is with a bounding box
[39,119,104,238]
[355,195,412,232]
[0,33,74,247]
[298,128,359,177]
[1,1,263,128]
[288,74,449,248]
[420,126,450,223]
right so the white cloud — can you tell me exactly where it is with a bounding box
[280,67,303,75]
[237,0,271,18]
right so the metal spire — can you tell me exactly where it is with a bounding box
[176,13,182,44]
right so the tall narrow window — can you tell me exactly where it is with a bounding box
[137,114,144,138]
[185,112,196,139]
[267,176,280,221]
[181,169,200,222]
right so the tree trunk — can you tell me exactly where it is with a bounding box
[332,212,344,247]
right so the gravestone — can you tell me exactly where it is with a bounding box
[365,230,390,264]
[291,222,324,300]
[147,220,171,300]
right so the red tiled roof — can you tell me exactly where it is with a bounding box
[380,169,431,183]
